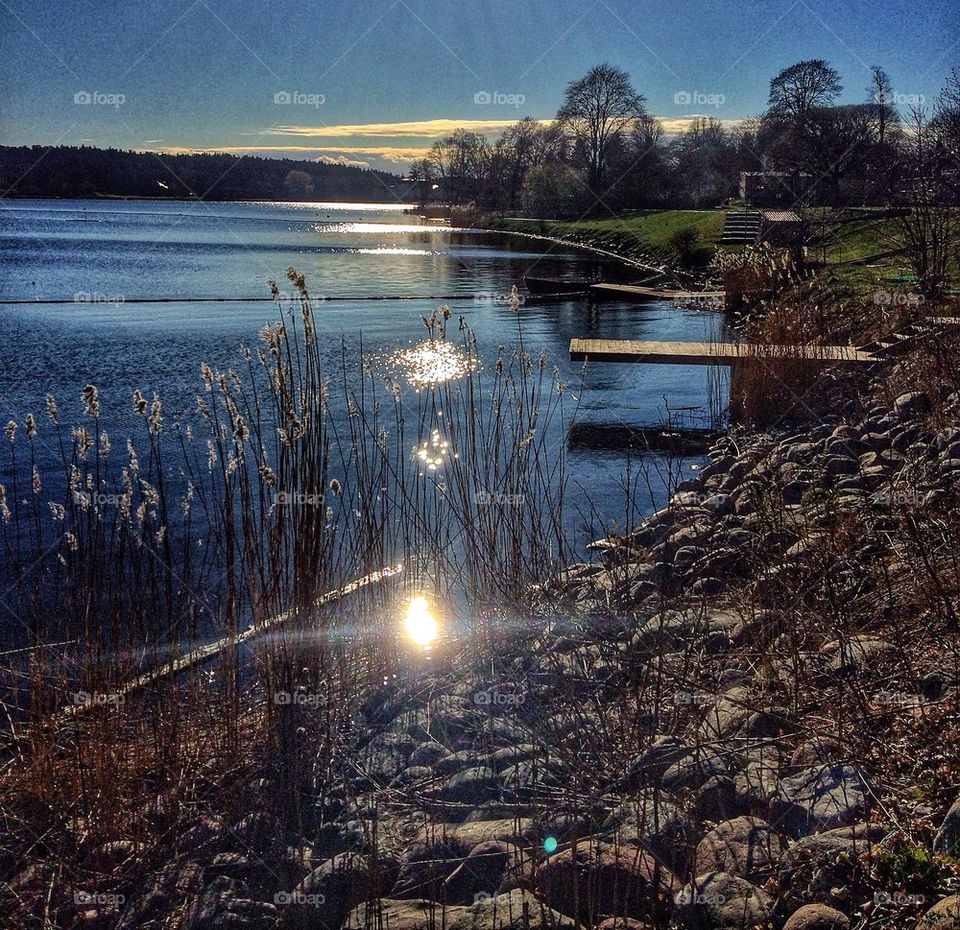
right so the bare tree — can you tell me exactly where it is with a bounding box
[889,106,955,298]
[767,59,842,119]
[428,130,490,204]
[932,67,960,199]
[866,65,897,145]
[407,158,434,207]
[557,63,647,192]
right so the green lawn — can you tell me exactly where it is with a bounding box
[493,209,726,265]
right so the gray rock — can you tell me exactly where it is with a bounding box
[187,877,278,930]
[694,816,786,883]
[934,796,960,854]
[293,851,396,930]
[442,840,512,904]
[625,737,690,788]
[894,392,930,417]
[778,823,885,911]
[662,746,731,792]
[537,840,676,923]
[773,763,869,835]
[441,765,499,803]
[921,896,960,930]
[603,795,693,873]
[783,903,850,929]
[673,871,773,929]
[408,743,452,768]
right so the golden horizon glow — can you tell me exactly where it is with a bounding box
[144,116,745,169]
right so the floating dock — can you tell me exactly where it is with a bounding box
[569,338,877,366]
[589,283,726,302]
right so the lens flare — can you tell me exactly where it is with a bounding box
[404,596,439,647]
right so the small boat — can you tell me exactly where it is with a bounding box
[523,275,594,295]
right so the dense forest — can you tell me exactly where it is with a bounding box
[0,146,403,201]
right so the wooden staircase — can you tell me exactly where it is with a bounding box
[721,210,761,245]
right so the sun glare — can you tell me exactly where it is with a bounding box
[404,595,439,647]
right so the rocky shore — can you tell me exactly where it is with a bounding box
[50,377,960,930]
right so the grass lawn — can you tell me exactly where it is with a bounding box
[493,209,726,264]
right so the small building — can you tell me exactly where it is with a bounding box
[739,172,813,207]
[759,210,805,246]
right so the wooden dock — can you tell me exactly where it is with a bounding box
[589,283,726,302]
[569,338,877,366]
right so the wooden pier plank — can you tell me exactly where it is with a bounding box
[589,283,726,301]
[569,338,876,365]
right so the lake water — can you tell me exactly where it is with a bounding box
[0,199,725,555]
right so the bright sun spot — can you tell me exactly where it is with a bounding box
[404,596,439,646]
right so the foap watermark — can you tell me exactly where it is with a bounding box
[274,891,327,907]
[473,892,494,905]
[74,291,125,308]
[675,888,726,906]
[475,491,524,507]
[70,690,125,708]
[75,892,125,907]
[274,91,325,108]
[873,291,924,307]
[273,690,327,708]
[872,690,917,707]
[873,91,925,107]
[474,685,526,707]
[74,90,125,108]
[474,292,522,306]
[672,690,717,707]
[875,891,925,907]
[673,90,725,108]
[73,490,125,508]
[275,490,324,507]
[873,488,924,508]
[474,91,526,108]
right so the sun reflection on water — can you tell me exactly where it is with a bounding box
[415,428,456,472]
[389,339,477,389]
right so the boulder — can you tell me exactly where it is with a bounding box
[778,823,885,912]
[537,841,676,924]
[922,896,960,930]
[782,904,850,929]
[625,737,690,788]
[441,765,499,803]
[188,877,278,930]
[602,797,692,874]
[290,851,396,930]
[773,764,869,836]
[442,841,513,905]
[694,816,785,883]
[894,392,930,417]
[934,797,960,854]
[673,871,773,929]
[345,889,574,930]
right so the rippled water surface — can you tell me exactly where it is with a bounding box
[0,199,727,549]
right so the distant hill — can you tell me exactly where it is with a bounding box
[0,145,407,202]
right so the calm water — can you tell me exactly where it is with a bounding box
[0,199,725,549]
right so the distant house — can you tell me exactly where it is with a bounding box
[739,172,814,207]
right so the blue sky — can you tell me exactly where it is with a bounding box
[0,0,957,173]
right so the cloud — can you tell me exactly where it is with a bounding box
[154,143,431,163]
[316,153,371,168]
[260,118,548,139]
[146,113,747,172]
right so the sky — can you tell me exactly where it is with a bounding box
[0,0,957,174]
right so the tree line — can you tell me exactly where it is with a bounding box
[409,60,960,216]
[0,146,400,202]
